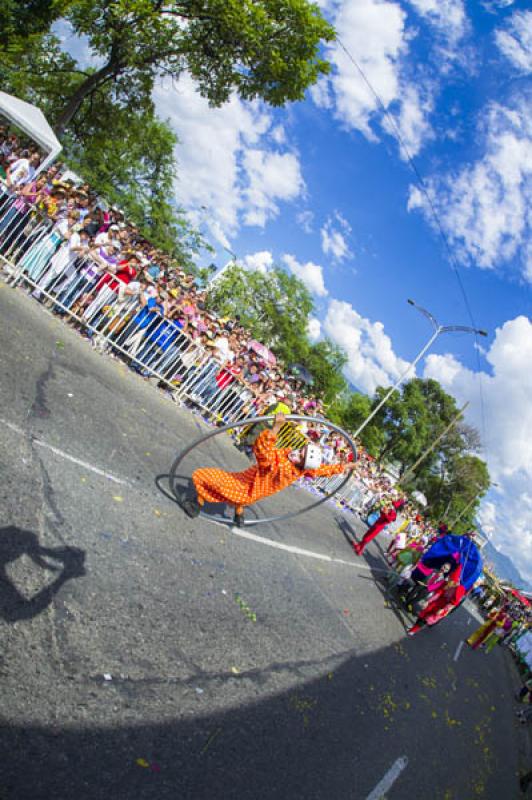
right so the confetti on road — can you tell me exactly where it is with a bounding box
[234,593,257,622]
[136,758,149,768]
[195,687,204,695]
[55,340,65,348]
[201,728,222,755]
[113,495,124,502]
[103,673,112,681]
[231,666,240,674]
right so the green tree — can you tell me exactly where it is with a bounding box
[304,340,347,405]
[206,264,350,402]
[331,391,386,456]
[370,378,461,475]
[29,0,334,135]
[422,454,490,532]
[0,0,66,45]
[206,263,313,360]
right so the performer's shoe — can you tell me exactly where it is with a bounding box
[407,622,424,637]
[233,511,245,528]
[182,499,201,518]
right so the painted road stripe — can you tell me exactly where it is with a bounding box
[2,415,387,570]
[366,756,408,800]
[229,526,388,572]
[453,640,465,662]
[1,416,130,486]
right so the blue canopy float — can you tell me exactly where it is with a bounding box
[418,533,483,590]
[0,91,62,175]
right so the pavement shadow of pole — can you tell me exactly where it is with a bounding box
[0,525,85,622]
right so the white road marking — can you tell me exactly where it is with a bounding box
[366,756,408,800]
[2,415,386,569]
[229,526,386,572]
[1,416,130,486]
[453,640,465,662]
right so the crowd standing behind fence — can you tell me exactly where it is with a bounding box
[0,125,428,522]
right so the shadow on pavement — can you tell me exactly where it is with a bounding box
[0,525,85,622]
[0,621,519,800]
[155,473,261,526]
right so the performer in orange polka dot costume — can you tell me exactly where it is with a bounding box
[182,414,355,526]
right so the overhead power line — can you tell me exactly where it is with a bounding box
[336,36,489,451]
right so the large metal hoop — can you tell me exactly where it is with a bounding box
[169,414,357,527]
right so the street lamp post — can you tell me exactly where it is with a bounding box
[352,299,487,440]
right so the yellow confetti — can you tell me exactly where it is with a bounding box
[145,452,151,456]
[136,758,149,768]
[231,666,240,674]
[327,672,333,680]
[113,496,123,502]
[431,711,438,718]
[80,477,86,483]
[154,509,162,517]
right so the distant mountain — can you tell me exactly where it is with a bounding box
[479,533,532,592]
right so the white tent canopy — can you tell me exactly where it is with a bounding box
[0,91,62,174]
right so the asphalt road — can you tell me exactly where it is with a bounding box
[0,282,528,800]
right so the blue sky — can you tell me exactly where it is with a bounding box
[57,0,531,579]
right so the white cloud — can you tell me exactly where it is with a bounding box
[307,317,322,342]
[408,95,532,281]
[270,125,287,145]
[477,500,497,537]
[320,213,353,261]
[296,210,314,234]
[495,10,532,74]
[382,84,434,158]
[312,0,444,157]
[153,75,304,246]
[242,149,304,227]
[241,251,274,274]
[423,316,532,581]
[282,254,328,297]
[324,0,408,141]
[407,0,467,46]
[482,0,516,12]
[323,298,410,394]
[309,75,334,110]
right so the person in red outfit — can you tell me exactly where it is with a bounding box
[353,498,405,555]
[407,565,465,636]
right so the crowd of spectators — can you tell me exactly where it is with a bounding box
[0,124,427,520]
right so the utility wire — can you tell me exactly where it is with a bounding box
[336,37,489,451]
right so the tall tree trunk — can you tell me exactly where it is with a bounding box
[54,61,118,138]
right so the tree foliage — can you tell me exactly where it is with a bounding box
[332,376,490,528]
[206,264,348,402]
[2,0,334,135]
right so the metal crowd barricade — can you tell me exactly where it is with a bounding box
[0,189,53,277]
[0,198,269,425]
[0,186,368,513]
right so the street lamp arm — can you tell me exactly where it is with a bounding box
[441,325,488,336]
[407,299,439,331]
